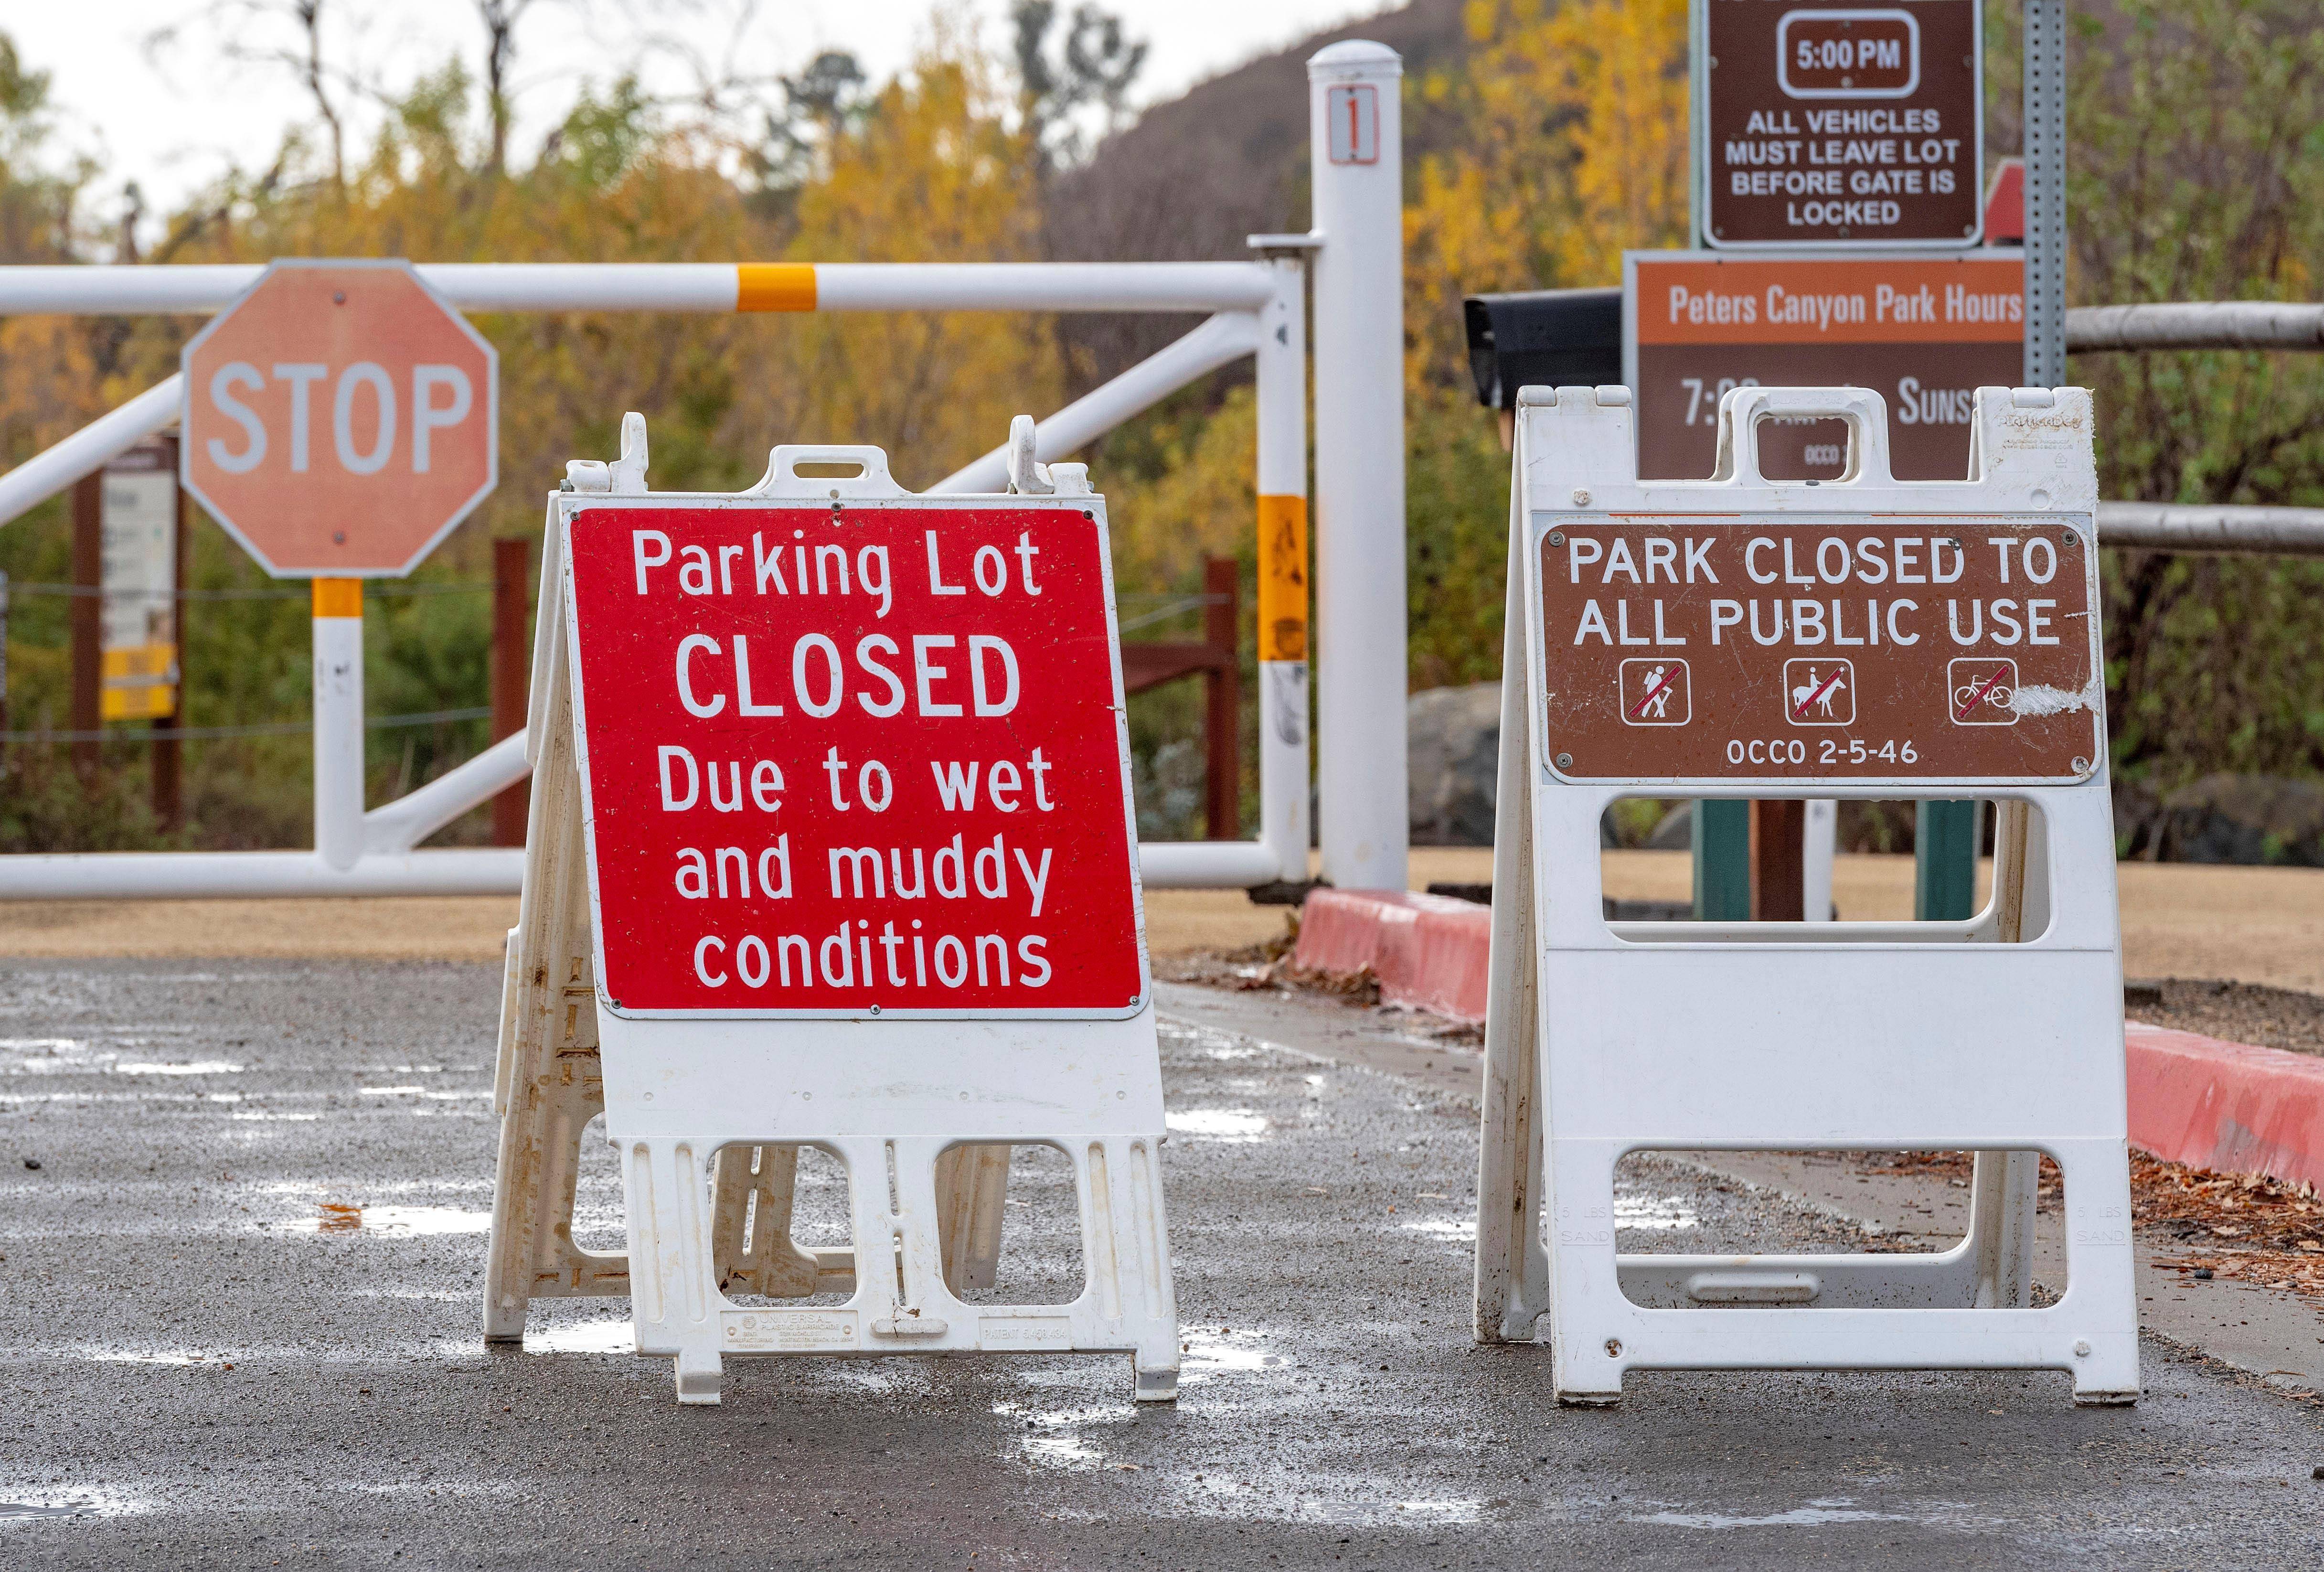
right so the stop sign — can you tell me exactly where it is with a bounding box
[181,259,498,577]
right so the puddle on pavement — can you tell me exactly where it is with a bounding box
[1172,1026,1260,1062]
[0,1489,149,1521]
[110,1060,245,1077]
[297,1204,492,1236]
[522,1319,635,1354]
[1631,1498,1916,1529]
[68,1348,222,1367]
[1166,1109,1269,1142]
[1180,1328,1287,1380]
[993,1400,1136,1472]
[1395,1497,1485,1523]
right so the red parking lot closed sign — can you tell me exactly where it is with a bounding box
[563,502,1146,1018]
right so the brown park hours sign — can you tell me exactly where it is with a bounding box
[1625,251,2023,481]
[1535,517,2100,783]
[1701,0,1982,248]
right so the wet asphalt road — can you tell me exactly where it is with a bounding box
[1,959,2320,1569]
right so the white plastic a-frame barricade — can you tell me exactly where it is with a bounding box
[484,421,1015,1337]
[1474,384,2138,1407]
[484,414,1177,1404]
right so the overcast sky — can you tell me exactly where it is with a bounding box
[14,0,1384,239]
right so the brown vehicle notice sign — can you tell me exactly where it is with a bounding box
[1535,516,2100,782]
[1702,0,1983,248]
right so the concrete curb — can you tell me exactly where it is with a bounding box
[1291,888,1491,1022]
[1293,888,2324,1186]
[2124,1021,2324,1188]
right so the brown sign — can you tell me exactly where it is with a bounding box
[1535,517,2100,782]
[1627,251,2023,481]
[1703,0,1982,247]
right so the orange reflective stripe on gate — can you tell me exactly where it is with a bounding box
[1256,493,1308,662]
[736,264,818,313]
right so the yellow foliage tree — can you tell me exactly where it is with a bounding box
[1406,0,1689,397]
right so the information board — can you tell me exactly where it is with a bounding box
[1625,249,2024,481]
[1699,0,1983,248]
[1535,514,2101,782]
[98,442,180,722]
[563,501,1146,1019]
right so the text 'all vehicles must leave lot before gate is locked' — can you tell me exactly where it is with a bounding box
[565,505,1144,1017]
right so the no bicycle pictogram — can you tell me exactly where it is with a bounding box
[1949,657,2019,726]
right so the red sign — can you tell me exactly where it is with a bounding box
[1535,517,2101,783]
[1626,250,2023,481]
[181,260,497,577]
[564,502,1146,1018]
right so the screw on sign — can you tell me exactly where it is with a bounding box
[180,260,498,577]
[564,503,1145,1016]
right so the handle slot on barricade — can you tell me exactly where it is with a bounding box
[749,443,907,498]
[1710,385,1896,487]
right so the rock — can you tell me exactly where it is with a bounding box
[2154,774,2324,867]
[1407,681,1619,847]
[1407,683,1502,846]
[1645,801,1694,850]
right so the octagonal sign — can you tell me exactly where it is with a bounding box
[181,259,498,577]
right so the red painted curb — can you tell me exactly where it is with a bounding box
[1294,888,2324,1187]
[1292,888,1492,1023]
[2124,1022,2324,1189]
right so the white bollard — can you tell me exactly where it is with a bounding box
[1802,798,1836,920]
[311,579,367,871]
[1308,41,1408,892]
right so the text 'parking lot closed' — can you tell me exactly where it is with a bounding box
[566,505,1143,1016]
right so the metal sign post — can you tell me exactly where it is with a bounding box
[1473,381,2137,1407]
[2022,0,2068,386]
[486,416,1178,1405]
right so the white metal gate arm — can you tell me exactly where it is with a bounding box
[2096,500,2324,555]
[0,375,181,529]
[2068,301,2324,353]
[931,312,1261,494]
[362,730,533,855]
[0,848,523,899]
[0,262,1277,317]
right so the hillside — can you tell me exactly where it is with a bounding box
[1052,0,1469,383]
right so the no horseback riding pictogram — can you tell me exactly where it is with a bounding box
[1783,658,1855,726]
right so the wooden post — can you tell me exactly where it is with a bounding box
[1202,556,1240,841]
[492,536,532,846]
[1748,799,1806,921]
[150,436,185,831]
[70,472,102,776]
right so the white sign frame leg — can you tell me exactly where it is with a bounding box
[1474,384,2138,1408]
